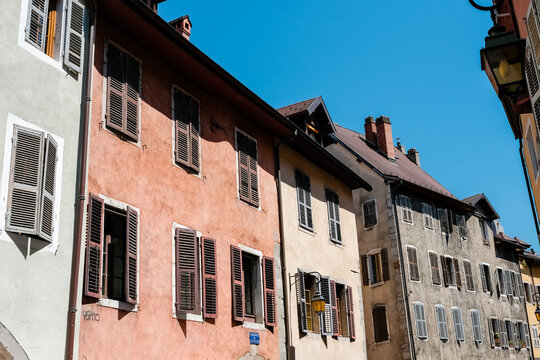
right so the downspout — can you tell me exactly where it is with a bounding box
[526,259,535,360]
[65,3,96,359]
[390,180,417,360]
[519,138,540,242]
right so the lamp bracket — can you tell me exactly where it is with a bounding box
[469,0,503,11]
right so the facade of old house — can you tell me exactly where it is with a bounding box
[327,117,531,359]
[519,250,540,359]
[0,0,89,358]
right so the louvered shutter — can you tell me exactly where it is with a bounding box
[373,306,389,342]
[453,258,461,289]
[320,276,332,336]
[471,310,482,342]
[63,0,85,73]
[176,228,198,313]
[464,261,474,291]
[457,215,467,240]
[330,281,338,336]
[407,247,419,281]
[25,0,49,51]
[304,174,312,229]
[38,135,57,241]
[230,245,244,322]
[189,98,200,172]
[6,127,44,235]
[124,207,138,304]
[124,54,140,140]
[527,5,540,135]
[429,253,441,285]
[488,319,495,347]
[413,303,427,339]
[346,285,356,340]
[84,194,104,298]
[441,256,449,286]
[500,319,508,348]
[326,190,341,243]
[248,139,259,207]
[296,270,308,333]
[497,269,506,295]
[263,256,276,327]
[202,237,217,318]
[480,264,487,292]
[505,270,514,297]
[296,171,306,227]
[174,89,190,167]
[106,44,124,133]
[237,133,250,203]
[447,210,453,234]
[435,305,448,340]
[381,248,390,281]
[452,308,464,341]
[361,255,369,285]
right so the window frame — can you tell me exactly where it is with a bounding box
[438,208,449,236]
[406,246,420,282]
[479,219,490,245]
[372,304,390,343]
[325,188,342,244]
[235,129,260,208]
[456,214,467,241]
[480,263,493,294]
[442,255,457,288]
[435,304,448,341]
[367,249,384,286]
[295,169,313,231]
[471,309,482,343]
[462,259,475,292]
[532,325,540,348]
[421,202,434,230]
[413,301,427,340]
[171,85,201,173]
[452,307,465,342]
[363,198,378,229]
[399,195,413,224]
[428,251,441,286]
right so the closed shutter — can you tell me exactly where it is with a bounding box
[381,248,390,281]
[296,170,312,230]
[39,135,57,241]
[453,258,461,289]
[124,207,138,304]
[202,237,217,318]
[413,302,427,339]
[320,276,333,336]
[488,318,495,347]
[84,194,104,298]
[326,190,341,243]
[248,139,259,207]
[25,0,49,51]
[330,280,338,336]
[505,270,514,296]
[361,255,369,285]
[532,326,540,348]
[346,285,356,340]
[230,245,244,322]
[373,306,389,342]
[429,253,441,285]
[296,270,308,333]
[452,308,464,341]
[6,126,44,236]
[106,44,125,133]
[407,247,419,281]
[364,200,377,228]
[471,310,482,342]
[189,98,200,172]
[174,89,190,167]
[480,264,487,292]
[463,261,474,291]
[124,54,140,141]
[435,305,448,340]
[63,0,85,73]
[517,273,525,299]
[263,256,276,327]
[527,5,540,136]
[237,132,258,206]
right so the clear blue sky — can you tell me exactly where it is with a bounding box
[160,0,539,250]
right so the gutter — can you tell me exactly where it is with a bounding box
[65,4,96,359]
[519,137,540,243]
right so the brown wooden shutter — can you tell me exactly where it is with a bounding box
[429,253,441,285]
[6,126,44,235]
[263,257,276,327]
[230,245,244,322]
[106,44,124,133]
[189,98,200,172]
[237,133,250,203]
[25,0,49,51]
[361,255,369,285]
[296,170,307,227]
[453,258,461,289]
[296,269,308,333]
[39,135,57,241]
[373,306,389,342]
[248,139,259,206]
[347,285,356,340]
[124,206,138,304]
[407,247,419,281]
[202,237,217,318]
[63,0,85,73]
[175,228,199,314]
[381,248,390,281]
[174,89,190,167]
[447,210,453,234]
[124,54,140,141]
[441,255,449,287]
[330,280,339,336]
[84,194,104,298]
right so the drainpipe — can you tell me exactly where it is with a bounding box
[526,259,535,360]
[390,180,417,360]
[65,3,96,359]
[519,138,540,243]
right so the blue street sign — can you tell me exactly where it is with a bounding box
[249,332,259,345]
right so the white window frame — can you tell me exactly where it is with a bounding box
[367,248,384,286]
[362,199,378,229]
[238,244,265,330]
[421,202,434,230]
[435,304,448,341]
[462,259,475,293]
[400,195,413,224]
[452,307,465,342]
[471,309,482,343]
[413,301,427,340]
[428,250,442,287]
[406,245,420,283]
[532,326,540,348]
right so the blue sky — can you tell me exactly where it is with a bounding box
[160,1,538,250]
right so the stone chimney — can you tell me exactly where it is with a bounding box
[364,116,377,144]
[407,148,420,167]
[169,15,192,41]
[375,116,395,159]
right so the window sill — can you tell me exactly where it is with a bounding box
[364,224,379,230]
[337,336,354,342]
[329,240,343,248]
[18,40,67,75]
[98,298,138,312]
[174,313,203,322]
[242,321,265,331]
[298,225,314,236]
[375,339,391,345]
[369,281,384,288]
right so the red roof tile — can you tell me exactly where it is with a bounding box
[276,98,318,117]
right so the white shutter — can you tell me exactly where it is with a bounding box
[532,326,540,348]
[435,305,448,340]
[25,0,50,51]
[480,264,487,292]
[38,134,57,241]
[504,270,514,297]
[414,302,427,339]
[401,196,412,223]
[64,0,85,72]
[452,307,464,341]
[471,310,482,343]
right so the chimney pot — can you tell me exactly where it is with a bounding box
[169,15,192,41]
[407,148,421,167]
[375,116,395,159]
[364,116,377,144]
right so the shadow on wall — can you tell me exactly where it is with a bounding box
[8,232,51,259]
[0,322,29,360]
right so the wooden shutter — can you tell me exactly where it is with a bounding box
[248,139,259,207]
[361,255,369,285]
[39,135,57,241]
[174,89,190,167]
[230,245,244,322]
[373,306,389,342]
[63,0,85,73]
[106,44,124,133]
[480,264,487,292]
[296,170,312,229]
[429,253,441,285]
[346,285,356,340]
[441,256,449,287]
[381,248,390,281]
[176,228,198,314]
[124,54,140,141]
[488,318,495,347]
[124,207,138,304]
[326,190,341,243]
[25,0,49,51]
[453,258,461,289]
[202,237,217,318]
[320,276,332,336]
[189,98,200,172]
[263,256,276,327]
[330,281,339,336]
[237,132,251,203]
[296,270,308,333]
[84,194,104,298]
[407,247,419,281]
[464,261,474,291]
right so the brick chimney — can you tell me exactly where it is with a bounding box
[375,116,395,159]
[143,0,163,13]
[407,148,420,167]
[364,116,377,144]
[169,15,192,41]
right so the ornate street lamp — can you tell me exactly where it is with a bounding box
[291,271,326,314]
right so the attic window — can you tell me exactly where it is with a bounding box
[185,23,190,29]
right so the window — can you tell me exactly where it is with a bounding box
[499,319,508,348]
[363,199,378,228]
[438,208,449,235]
[452,307,464,341]
[456,214,467,240]
[531,326,540,348]
[105,43,140,141]
[362,249,389,285]
[463,260,474,291]
[295,170,312,230]
[441,256,456,288]
[174,228,217,319]
[519,322,530,349]
[505,320,515,348]
[372,305,389,342]
[326,189,341,244]
[479,220,489,244]
[496,268,506,295]
[480,263,492,294]
[407,246,420,282]
[504,269,514,298]
[24,0,85,72]
[527,126,539,179]
[435,305,448,341]
[488,318,501,348]
[422,203,434,229]
[173,88,200,172]
[230,246,275,327]
[332,282,350,337]
[471,309,482,343]
[236,131,259,207]
[83,195,138,305]
[429,252,441,285]
[413,302,427,339]
[5,125,58,242]
[525,282,533,303]
[400,195,413,223]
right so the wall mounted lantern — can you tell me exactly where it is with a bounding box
[291,271,326,314]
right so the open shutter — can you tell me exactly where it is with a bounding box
[407,248,419,281]
[429,253,441,285]
[361,255,369,285]
[330,280,339,336]
[6,126,44,235]
[248,139,259,206]
[237,133,250,203]
[296,171,306,227]
[381,248,390,281]
[174,89,190,167]
[296,270,308,333]
[84,194,104,298]
[189,98,200,172]
[441,256,449,286]
[106,44,124,133]
[39,135,57,241]
[346,285,356,340]
[319,276,332,336]
[25,0,49,51]
[263,256,276,327]
[326,190,336,241]
[230,245,244,322]
[304,174,313,229]
[63,0,85,73]
[453,258,461,289]
[176,228,199,314]
[124,54,140,141]
[202,237,217,318]
[488,319,495,347]
[124,207,138,304]
[480,264,487,292]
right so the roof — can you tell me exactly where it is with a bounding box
[494,232,530,249]
[520,250,540,263]
[277,96,337,135]
[461,193,499,220]
[277,98,318,117]
[169,15,191,27]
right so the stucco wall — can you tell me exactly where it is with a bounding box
[520,259,540,359]
[521,113,540,228]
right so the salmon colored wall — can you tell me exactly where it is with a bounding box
[78,16,280,360]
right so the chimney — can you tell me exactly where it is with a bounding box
[375,116,395,159]
[396,138,406,153]
[143,0,160,13]
[169,15,192,41]
[407,148,421,167]
[364,116,377,144]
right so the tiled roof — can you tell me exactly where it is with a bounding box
[462,193,482,205]
[277,98,318,117]
[494,232,530,248]
[334,124,456,199]
[521,250,540,262]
